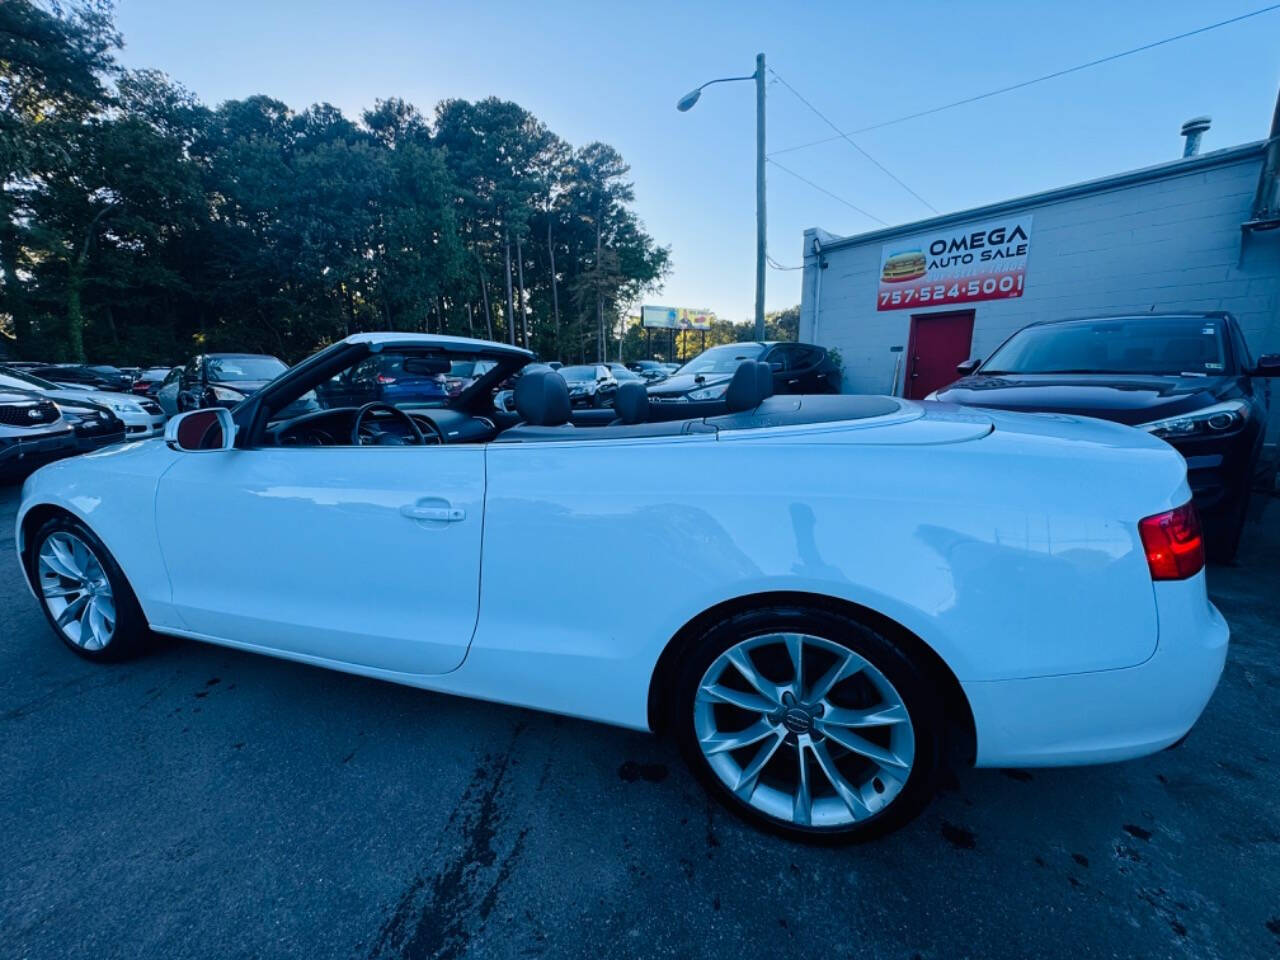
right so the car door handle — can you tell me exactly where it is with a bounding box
[400,504,465,522]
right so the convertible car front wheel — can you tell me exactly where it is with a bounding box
[672,605,941,843]
[27,515,150,662]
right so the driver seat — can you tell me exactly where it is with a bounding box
[514,368,573,428]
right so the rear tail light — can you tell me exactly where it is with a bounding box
[376,374,397,385]
[1138,502,1204,580]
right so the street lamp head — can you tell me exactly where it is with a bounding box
[676,89,701,112]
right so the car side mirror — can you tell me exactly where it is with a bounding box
[956,358,981,376]
[166,408,235,452]
[1254,354,1280,377]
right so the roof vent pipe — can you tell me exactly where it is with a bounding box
[1181,116,1211,157]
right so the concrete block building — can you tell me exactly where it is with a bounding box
[798,121,1280,437]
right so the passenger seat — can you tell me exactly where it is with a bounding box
[611,381,649,425]
[514,369,573,427]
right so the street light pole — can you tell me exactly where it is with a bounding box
[677,52,767,341]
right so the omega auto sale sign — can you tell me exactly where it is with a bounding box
[876,216,1031,311]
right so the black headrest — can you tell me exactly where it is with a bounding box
[614,381,648,424]
[515,369,571,426]
[725,361,761,412]
[754,361,774,399]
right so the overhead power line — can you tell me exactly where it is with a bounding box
[769,68,938,213]
[766,254,804,271]
[769,3,1280,158]
[766,157,889,226]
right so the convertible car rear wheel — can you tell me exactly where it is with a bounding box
[672,606,941,843]
[27,516,149,662]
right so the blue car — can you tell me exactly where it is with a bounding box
[318,353,450,408]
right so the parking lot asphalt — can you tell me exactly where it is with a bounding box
[1,479,1278,960]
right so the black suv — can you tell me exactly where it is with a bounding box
[647,341,840,403]
[931,312,1278,561]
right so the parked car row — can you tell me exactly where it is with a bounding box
[491,344,839,413]
[0,355,258,480]
[0,385,126,481]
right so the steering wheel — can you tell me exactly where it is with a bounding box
[350,402,439,446]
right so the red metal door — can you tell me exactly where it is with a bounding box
[905,310,975,399]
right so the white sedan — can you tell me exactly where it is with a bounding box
[14,334,1228,842]
[0,367,167,438]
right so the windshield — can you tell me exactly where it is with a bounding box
[677,343,764,376]
[0,367,59,391]
[207,356,287,382]
[559,365,600,382]
[981,318,1229,376]
[270,348,512,424]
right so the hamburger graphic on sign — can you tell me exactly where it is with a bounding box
[880,249,927,283]
[876,216,1032,311]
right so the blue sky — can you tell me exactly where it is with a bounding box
[115,0,1280,322]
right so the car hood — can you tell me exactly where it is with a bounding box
[0,387,48,405]
[935,373,1235,426]
[647,372,731,396]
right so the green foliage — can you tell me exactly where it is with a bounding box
[0,1,669,364]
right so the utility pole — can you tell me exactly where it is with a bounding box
[754,52,766,341]
[516,234,528,348]
[503,230,515,346]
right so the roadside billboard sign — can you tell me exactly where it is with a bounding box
[641,305,715,330]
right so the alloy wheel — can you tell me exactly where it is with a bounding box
[693,632,914,829]
[37,532,117,652]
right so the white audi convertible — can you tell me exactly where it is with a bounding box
[16,333,1228,842]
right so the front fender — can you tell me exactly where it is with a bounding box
[16,441,183,627]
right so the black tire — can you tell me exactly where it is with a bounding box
[26,515,151,662]
[670,604,942,844]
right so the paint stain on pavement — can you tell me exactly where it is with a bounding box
[370,726,529,960]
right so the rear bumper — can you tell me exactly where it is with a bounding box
[964,570,1228,767]
[123,414,166,439]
